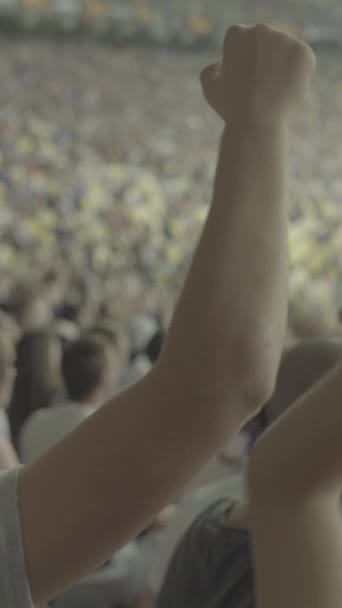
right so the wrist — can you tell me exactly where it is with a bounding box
[223,112,287,135]
[221,114,288,149]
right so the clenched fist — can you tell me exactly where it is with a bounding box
[201,24,316,123]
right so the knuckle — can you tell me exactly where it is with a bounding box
[199,65,209,83]
[200,62,220,86]
[291,40,316,66]
[300,43,316,68]
[224,24,244,44]
[251,23,274,40]
[253,23,273,33]
[228,24,243,35]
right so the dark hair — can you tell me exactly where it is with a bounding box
[62,336,109,402]
[145,330,164,364]
[58,302,82,324]
[8,330,62,448]
[87,325,119,348]
[42,269,59,286]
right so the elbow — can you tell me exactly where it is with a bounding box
[205,350,276,453]
[160,336,276,422]
[236,352,276,411]
[224,340,277,415]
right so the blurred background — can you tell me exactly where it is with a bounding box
[0,0,339,339]
[0,2,339,607]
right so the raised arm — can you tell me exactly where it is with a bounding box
[249,360,342,608]
[17,25,311,605]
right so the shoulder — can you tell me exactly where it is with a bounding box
[21,406,55,430]
[19,408,55,449]
[0,437,19,469]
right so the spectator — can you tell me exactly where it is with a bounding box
[145,330,165,364]
[8,329,62,449]
[0,439,19,470]
[0,335,16,441]
[0,334,19,469]
[41,269,65,312]
[120,314,158,389]
[155,338,342,608]
[88,323,130,368]
[10,284,53,334]
[0,311,20,350]
[19,335,119,463]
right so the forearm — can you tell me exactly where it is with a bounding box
[249,364,342,608]
[162,121,289,408]
[249,361,342,503]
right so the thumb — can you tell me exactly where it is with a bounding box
[200,62,220,95]
[200,62,224,119]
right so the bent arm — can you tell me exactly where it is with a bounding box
[18,118,289,605]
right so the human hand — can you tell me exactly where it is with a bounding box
[201,24,316,124]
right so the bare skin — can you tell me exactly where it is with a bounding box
[249,361,342,608]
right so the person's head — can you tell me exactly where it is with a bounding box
[8,330,62,447]
[288,296,333,341]
[88,323,129,367]
[11,283,52,333]
[61,336,119,406]
[59,297,98,331]
[58,301,82,325]
[145,329,165,364]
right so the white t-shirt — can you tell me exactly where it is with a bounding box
[119,354,151,390]
[148,472,246,594]
[0,468,32,607]
[19,402,96,464]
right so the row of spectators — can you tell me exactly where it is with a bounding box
[0,37,340,335]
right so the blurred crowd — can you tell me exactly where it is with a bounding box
[0,37,340,332]
[4,0,342,43]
